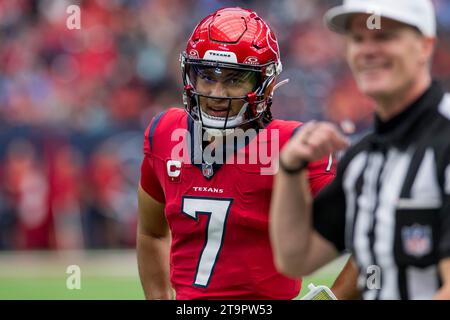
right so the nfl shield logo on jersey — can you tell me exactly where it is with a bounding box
[401,224,432,258]
[202,163,214,179]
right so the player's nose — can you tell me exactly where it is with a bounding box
[210,82,227,97]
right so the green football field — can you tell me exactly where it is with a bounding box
[0,250,348,300]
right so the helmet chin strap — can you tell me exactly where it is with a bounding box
[199,100,248,130]
[204,127,235,138]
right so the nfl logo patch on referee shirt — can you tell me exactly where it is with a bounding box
[401,224,432,258]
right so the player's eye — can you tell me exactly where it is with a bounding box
[225,71,254,86]
[198,72,216,83]
[225,76,243,85]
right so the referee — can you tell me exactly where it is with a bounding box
[270,0,450,300]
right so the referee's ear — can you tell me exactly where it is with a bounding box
[419,35,437,70]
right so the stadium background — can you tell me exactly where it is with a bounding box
[0,0,449,299]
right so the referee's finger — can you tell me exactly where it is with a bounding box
[292,121,317,143]
[330,130,350,150]
[318,123,350,149]
[306,130,335,156]
[307,123,349,151]
[283,120,350,164]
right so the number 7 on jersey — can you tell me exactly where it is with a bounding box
[181,196,233,287]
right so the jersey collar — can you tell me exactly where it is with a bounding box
[372,80,444,150]
[186,116,268,179]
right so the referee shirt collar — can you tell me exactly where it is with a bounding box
[372,80,444,150]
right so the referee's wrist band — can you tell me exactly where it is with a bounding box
[279,157,309,175]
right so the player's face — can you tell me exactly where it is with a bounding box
[346,14,432,100]
[192,67,258,118]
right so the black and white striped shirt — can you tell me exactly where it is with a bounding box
[313,81,450,300]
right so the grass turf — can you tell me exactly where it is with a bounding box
[0,276,143,300]
[0,275,336,300]
[0,250,346,300]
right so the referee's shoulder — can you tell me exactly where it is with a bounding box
[429,93,450,167]
[433,92,450,143]
[336,133,374,170]
[436,92,450,124]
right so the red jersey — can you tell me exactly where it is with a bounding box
[140,108,335,299]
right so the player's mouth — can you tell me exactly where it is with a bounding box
[206,106,231,118]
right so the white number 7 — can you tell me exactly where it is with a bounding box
[326,153,333,172]
[182,196,233,287]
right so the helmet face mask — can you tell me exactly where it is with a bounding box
[190,65,260,96]
[182,54,276,130]
[180,7,282,132]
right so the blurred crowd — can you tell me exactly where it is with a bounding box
[0,0,449,250]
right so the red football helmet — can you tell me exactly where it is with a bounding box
[181,7,283,130]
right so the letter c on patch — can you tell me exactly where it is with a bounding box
[167,160,181,178]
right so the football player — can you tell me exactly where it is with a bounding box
[137,7,335,300]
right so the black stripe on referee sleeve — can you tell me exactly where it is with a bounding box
[398,266,409,300]
[369,153,387,301]
[312,174,346,252]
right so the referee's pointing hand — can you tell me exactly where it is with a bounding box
[280,121,350,171]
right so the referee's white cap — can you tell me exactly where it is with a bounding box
[324,0,437,37]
